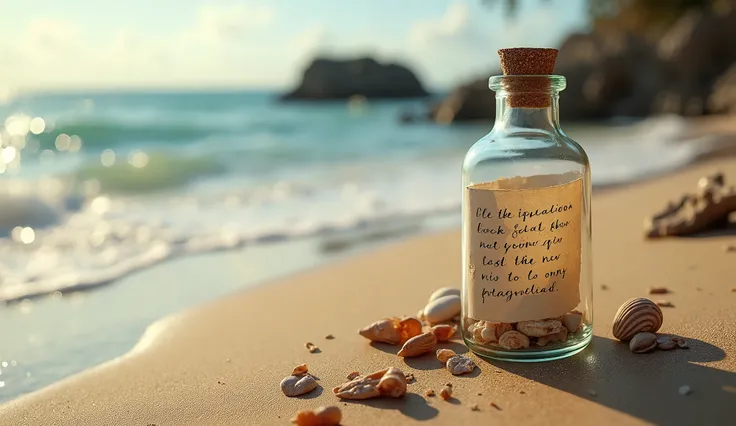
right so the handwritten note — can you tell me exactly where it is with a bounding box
[465,174,582,323]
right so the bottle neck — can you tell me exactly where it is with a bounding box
[494,93,561,133]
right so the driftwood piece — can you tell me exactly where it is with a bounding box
[645,172,736,238]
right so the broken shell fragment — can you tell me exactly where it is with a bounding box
[333,368,406,400]
[291,364,308,376]
[446,355,477,375]
[536,327,569,347]
[359,318,401,344]
[672,336,689,349]
[333,369,387,400]
[346,371,360,380]
[424,295,461,324]
[417,309,426,322]
[517,320,564,337]
[439,384,453,400]
[612,298,663,341]
[436,348,457,363]
[467,321,488,343]
[290,406,342,426]
[562,311,583,333]
[305,342,320,353]
[428,287,461,303]
[480,322,514,342]
[281,374,319,397]
[629,332,658,354]
[498,330,530,350]
[377,367,407,398]
[658,340,677,350]
[397,332,437,357]
[431,324,457,341]
[399,317,424,342]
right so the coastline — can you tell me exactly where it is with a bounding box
[1,154,735,424]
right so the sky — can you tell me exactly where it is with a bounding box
[0,0,589,94]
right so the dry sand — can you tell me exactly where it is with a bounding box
[1,158,735,425]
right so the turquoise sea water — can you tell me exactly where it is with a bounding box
[0,90,708,402]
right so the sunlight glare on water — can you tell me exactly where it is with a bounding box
[29,117,45,135]
[128,150,149,168]
[55,134,71,151]
[101,149,116,167]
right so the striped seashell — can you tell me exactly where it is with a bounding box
[612,298,663,341]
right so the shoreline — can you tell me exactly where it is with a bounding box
[1,155,735,424]
[1,116,735,404]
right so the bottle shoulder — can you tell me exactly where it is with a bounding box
[463,127,589,169]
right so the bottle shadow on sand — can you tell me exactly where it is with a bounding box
[485,335,734,425]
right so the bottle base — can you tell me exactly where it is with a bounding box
[464,326,592,363]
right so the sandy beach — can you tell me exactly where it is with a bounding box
[1,155,735,425]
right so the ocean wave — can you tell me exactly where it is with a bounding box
[0,198,457,303]
[34,121,221,149]
[72,152,226,193]
[32,118,299,150]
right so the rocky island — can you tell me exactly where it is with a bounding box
[281,57,429,101]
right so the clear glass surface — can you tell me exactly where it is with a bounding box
[461,75,593,362]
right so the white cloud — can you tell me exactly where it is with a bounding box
[196,3,275,43]
[294,25,329,54]
[409,1,471,45]
[21,19,81,62]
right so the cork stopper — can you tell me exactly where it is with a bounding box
[497,48,558,108]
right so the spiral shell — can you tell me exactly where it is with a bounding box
[612,298,663,341]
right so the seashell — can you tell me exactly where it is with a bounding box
[439,384,453,400]
[377,367,407,398]
[468,321,488,343]
[291,364,308,376]
[397,332,437,357]
[333,369,387,400]
[398,317,424,342]
[517,320,564,337]
[446,355,477,375]
[431,324,457,341]
[290,406,342,426]
[536,327,568,347]
[428,287,461,303]
[671,336,689,349]
[612,298,663,341]
[629,332,658,353]
[281,374,319,397]
[424,295,461,324]
[562,311,583,333]
[498,330,530,350]
[658,340,677,350]
[359,318,401,344]
[436,348,457,363]
[480,322,514,342]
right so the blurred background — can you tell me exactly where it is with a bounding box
[1,0,735,402]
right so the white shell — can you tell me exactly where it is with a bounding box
[428,287,461,303]
[423,295,461,324]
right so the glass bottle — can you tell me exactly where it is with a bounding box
[461,65,593,362]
